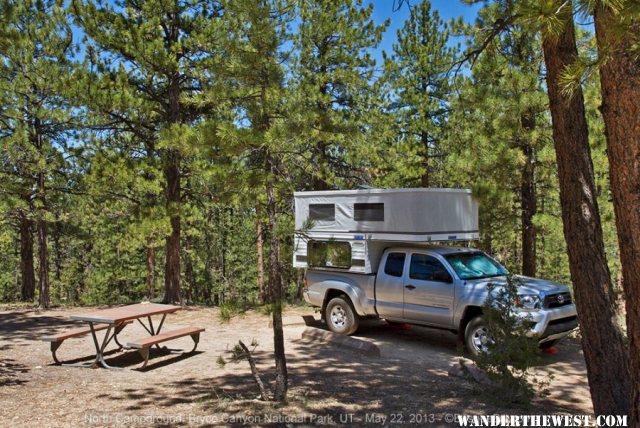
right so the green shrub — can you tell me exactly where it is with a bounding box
[471,274,549,406]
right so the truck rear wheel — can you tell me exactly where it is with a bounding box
[325,296,359,335]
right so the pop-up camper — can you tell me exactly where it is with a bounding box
[293,188,479,273]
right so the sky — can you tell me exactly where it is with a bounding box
[367,0,483,63]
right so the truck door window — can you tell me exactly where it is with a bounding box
[410,254,452,283]
[384,252,406,277]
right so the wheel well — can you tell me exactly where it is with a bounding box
[321,289,349,320]
[459,306,483,338]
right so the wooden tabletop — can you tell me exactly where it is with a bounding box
[70,303,181,324]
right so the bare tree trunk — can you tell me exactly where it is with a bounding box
[185,234,194,303]
[541,2,630,415]
[146,245,156,300]
[420,129,429,187]
[256,204,266,304]
[266,154,287,402]
[52,222,63,300]
[312,141,329,191]
[163,152,182,304]
[520,113,537,277]
[37,215,50,309]
[593,4,640,424]
[296,269,304,300]
[19,212,35,301]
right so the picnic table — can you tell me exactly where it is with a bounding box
[42,303,204,369]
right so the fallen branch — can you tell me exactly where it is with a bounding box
[238,340,271,401]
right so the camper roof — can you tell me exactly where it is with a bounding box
[294,187,479,242]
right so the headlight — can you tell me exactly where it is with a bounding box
[516,294,541,311]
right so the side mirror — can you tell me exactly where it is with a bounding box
[433,271,453,283]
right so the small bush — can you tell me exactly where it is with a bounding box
[218,299,252,322]
[471,274,549,406]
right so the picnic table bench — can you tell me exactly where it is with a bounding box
[42,320,132,364]
[42,303,205,369]
[127,326,204,369]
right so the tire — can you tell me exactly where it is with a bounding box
[539,339,558,350]
[325,296,359,335]
[464,315,492,356]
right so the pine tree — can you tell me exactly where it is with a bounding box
[291,0,387,190]
[72,0,227,303]
[536,0,630,415]
[446,7,552,278]
[382,0,458,188]
[461,0,631,415]
[0,0,76,308]
[590,3,640,423]
[220,0,294,401]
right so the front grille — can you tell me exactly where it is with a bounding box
[544,292,572,308]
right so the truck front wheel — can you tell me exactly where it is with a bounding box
[464,315,492,355]
[325,296,359,335]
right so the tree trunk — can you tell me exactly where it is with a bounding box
[163,152,182,304]
[19,213,35,301]
[296,269,304,300]
[266,154,288,402]
[420,129,430,187]
[37,216,50,309]
[520,113,537,277]
[146,245,156,300]
[312,141,329,191]
[185,234,194,303]
[256,204,266,304]
[593,4,640,424]
[52,221,63,301]
[541,3,630,416]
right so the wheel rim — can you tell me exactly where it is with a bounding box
[330,305,347,329]
[471,326,492,353]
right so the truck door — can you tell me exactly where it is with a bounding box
[374,251,407,320]
[403,252,455,327]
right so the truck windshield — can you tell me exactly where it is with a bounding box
[444,252,508,280]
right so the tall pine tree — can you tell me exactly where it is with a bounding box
[0,0,76,308]
[291,0,387,190]
[72,0,226,303]
[382,0,458,188]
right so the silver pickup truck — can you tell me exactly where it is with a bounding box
[303,245,578,354]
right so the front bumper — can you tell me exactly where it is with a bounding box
[516,303,579,343]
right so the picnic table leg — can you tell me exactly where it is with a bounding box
[189,333,200,352]
[65,323,121,369]
[91,323,124,369]
[137,348,150,369]
[112,322,128,349]
[50,342,62,365]
[136,314,168,350]
[61,322,104,368]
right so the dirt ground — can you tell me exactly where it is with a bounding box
[0,304,592,427]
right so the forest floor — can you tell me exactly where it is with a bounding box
[0,304,592,427]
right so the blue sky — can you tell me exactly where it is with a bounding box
[367,0,483,62]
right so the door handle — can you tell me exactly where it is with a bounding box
[405,285,416,290]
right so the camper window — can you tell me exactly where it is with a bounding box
[308,241,351,269]
[354,203,384,221]
[309,204,335,222]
